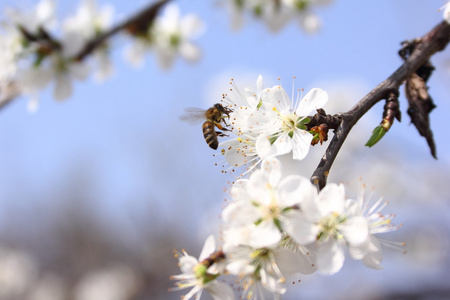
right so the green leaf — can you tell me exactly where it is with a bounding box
[34,53,46,67]
[269,135,278,145]
[300,117,311,124]
[365,125,387,147]
[274,218,283,231]
[254,218,263,226]
[296,124,307,130]
[257,99,263,109]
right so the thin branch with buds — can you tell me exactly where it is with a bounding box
[0,0,170,111]
[73,0,169,61]
[309,21,450,190]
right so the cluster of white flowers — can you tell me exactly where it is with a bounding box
[227,0,332,32]
[219,75,328,174]
[126,3,204,70]
[0,1,203,110]
[171,157,401,299]
[0,0,111,110]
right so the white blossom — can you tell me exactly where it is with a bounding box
[0,0,56,81]
[173,155,402,296]
[18,32,90,103]
[219,75,267,173]
[124,39,149,68]
[0,25,23,81]
[222,157,317,249]
[63,0,114,81]
[170,235,234,300]
[227,0,332,32]
[7,0,57,34]
[253,85,328,160]
[346,183,402,269]
[224,243,287,299]
[288,182,369,274]
[63,0,114,40]
[1,0,93,109]
[125,3,204,70]
[221,158,318,298]
[220,75,328,173]
[152,3,204,69]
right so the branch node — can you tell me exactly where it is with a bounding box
[307,109,342,130]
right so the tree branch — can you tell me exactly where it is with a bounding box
[310,21,450,190]
[73,0,169,61]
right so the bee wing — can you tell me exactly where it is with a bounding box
[179,107,206,124]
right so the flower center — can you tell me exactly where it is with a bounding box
[280,113,299,137]
[317,212,346,241]
[272,107,309,139]
[169,33,181,48]
[263,201,280,221]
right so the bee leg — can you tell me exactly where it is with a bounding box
[216,132,229,137]
[214,122,228,130]
[222,118,231,127]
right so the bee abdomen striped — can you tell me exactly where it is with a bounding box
[202,121,218,150]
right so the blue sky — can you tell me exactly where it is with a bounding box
[0,0,449,298]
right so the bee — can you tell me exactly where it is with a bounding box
[180,103,232,150]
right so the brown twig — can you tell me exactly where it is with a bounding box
[310,21,450,190]
[73,0,169,61]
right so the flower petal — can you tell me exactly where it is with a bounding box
[283,211,318,245]
[272,132,293,156]
[179,255,198,274]
[256,74,264,96]
[255,134,275,158]
[69,62,90,80]
[292,129,313,160]
[206,281,235,300]
[181,14,204,38]
[222,201,260,226]
[278,175,316,207]
[260,157,282,187]
[274,247,317,275]
[296,88,328,116]
[125,41,147,67]
[54,75,72,100]
[317,239,344,274]
[179,42,201,62]
[156,48,175,70]
[249,221,281,248]
[362,236,383,269]
[340,216,368,245]
[317,183,346,216]
[261,85,291,113]
[199,235,216,261]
